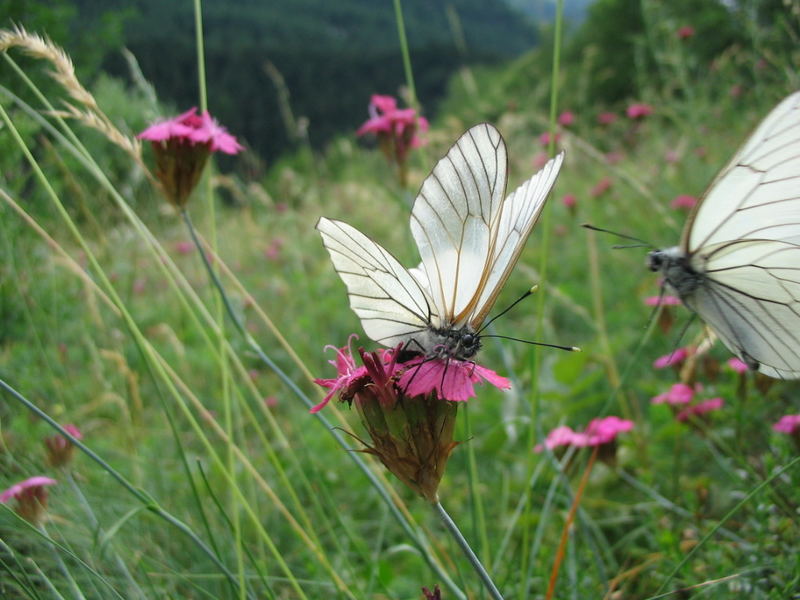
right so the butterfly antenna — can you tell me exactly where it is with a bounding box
[477,285,539,335]
[481,335,580,352]
[582,223,654,248]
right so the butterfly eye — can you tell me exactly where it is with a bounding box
[646,252,663,272]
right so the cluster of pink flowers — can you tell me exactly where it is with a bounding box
[356,94,428,183]
[536,416,633,453]
[652,383,724,422]
[653,347,691,369]
[627,103,654,120]
[773,414,800,435]
[138,108,242,208]
[671,194,698,210]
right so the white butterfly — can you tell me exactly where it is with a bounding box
[318,123,564,361]
[647,91,800,379]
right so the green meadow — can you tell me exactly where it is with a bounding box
[1,1,799,598]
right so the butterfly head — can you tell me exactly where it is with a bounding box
[427,325,482,361]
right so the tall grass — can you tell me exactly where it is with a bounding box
[1,2,799,600]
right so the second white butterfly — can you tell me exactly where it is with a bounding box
[318,122,564,360]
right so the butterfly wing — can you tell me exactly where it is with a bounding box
[684,91,800,251]
[688,240,800,378]
[410,122,563,329]
[317,217,434,347]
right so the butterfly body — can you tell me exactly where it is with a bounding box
[318,123,564,361]
[646,91,800,379]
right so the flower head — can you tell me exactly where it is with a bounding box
[138,108,242,208]
[590,176,613,197]
[597,112,617,126]
[535,416,633,464]
[558,111,575,127]
[645,295,681,306]
[1,476,57,524]
[313,337,510,501]
[539,131,562,147]
[676,397,724,422]
[44,424,82,468]
[562,193,577,215]
[626,103,654,120]
[653,347,690,369]
[726,357,749,374]
[677,25,695,40]
[671,194,698,210]
[357,94,427,184]
[773,414,800,435]
[651,383,695,405]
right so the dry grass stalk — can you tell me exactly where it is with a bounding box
[0,26,143,162]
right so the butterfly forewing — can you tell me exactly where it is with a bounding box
[410,123,508,327]
[685,91,800,252]
[317,217,433,347]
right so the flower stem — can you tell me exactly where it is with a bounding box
[433,499,504,600]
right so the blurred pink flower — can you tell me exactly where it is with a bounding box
[0,476,57,524]
[676,397,724,422]
[653,347,690,369]
[558,111,575,126]
[264,396,278,408]
[539,131,561,147]
[671,194,698,210]
[627,103,654,119]
[264,238,284,261]
[645,295,681,306]
[605,151,624,165]
[664,149,680,163]
[562,193,577,211]
[677,25,695,39]
[597,112,617,125]
[139,107,242,155]
[773,414,800,435]
[44,424,82,468]
[535,416,633,451]
[174,241,194,255]
[727,357,749,374]
[357,94,427,182]
[652,383,695,405]
[590,176,613,197]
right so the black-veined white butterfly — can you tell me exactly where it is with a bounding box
[647,91,800,379]
[317,123,564,361]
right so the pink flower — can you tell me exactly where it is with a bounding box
[727,358,749,374]
[264,396,278,408]
[597,112,617,125]
[311,336,371,413]
[671,194,697,210]
[174,241,194,255]
[590,176,613,197]
[558,111,575,126]
[44,424,82,468]
[645,295,681,306]
[652,383,695,405]
[626,103,654,119]
[562,194,577,210]
[664,150,680,163]
[539,131,561,147]
[398,356,510,403]
[676,397,724,422]
[773,414,800,435]
[138,108,242,208]
[535,416,633,451]
[677,25,695,40]
[653,347,690,369]
[138,107,242,155]
[264,238,284,261]
[357,95,427,181]
[0,476,57,524]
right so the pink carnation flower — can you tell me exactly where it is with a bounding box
[726,357,749,374]
[311,336,372,413]
[398,356,511,403]
[590,176,613,197]
[1,476,57,524]
[557,111,575,127]
[626,103,654,119]
[535,416,633,451]
[645,295,681,306]
[677,25,695,40]
[773,414,800,435]
[139,107,242,155]
[562,194,577,209]
[597,112,617,125]
[44,424,82,468]
[651,383,695,405]
[676,397,724,422]
[653,347,690,369]
[671,195,698,210]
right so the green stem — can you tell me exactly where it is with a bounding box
[193,0,208,113]
[393,0,417,108]
[181,210,467,600]
[434,500,504,600]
